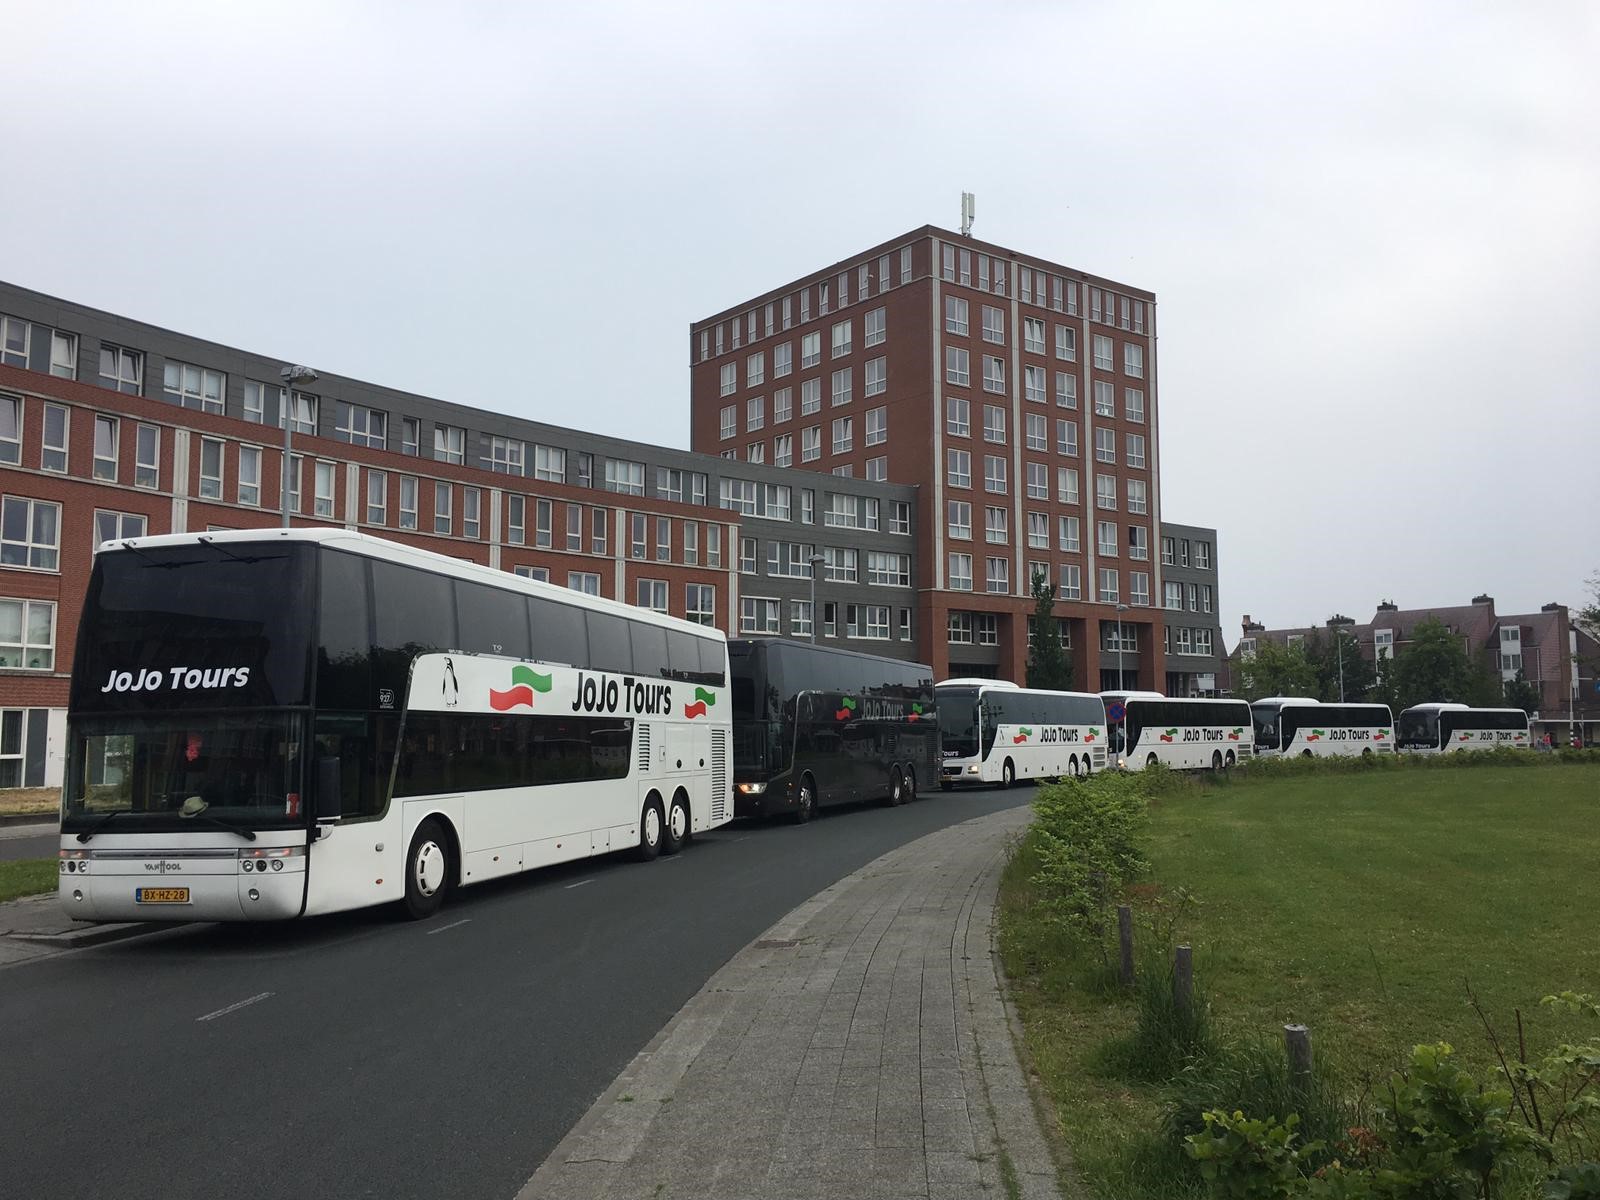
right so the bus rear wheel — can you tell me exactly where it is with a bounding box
[905,767,918,800]
[791,775,818,825]
[1212,750,1224,772]
[888,767,908,806]
[635,795,665,861]
[1225,750,1236,768]
[662,791,690,855]
[403,818,452,920]
[1068,755,1080,779]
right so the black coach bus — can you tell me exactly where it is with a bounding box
[728,638,938,821]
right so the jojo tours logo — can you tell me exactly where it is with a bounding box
[683,687,717,719]
[490,665,553,711]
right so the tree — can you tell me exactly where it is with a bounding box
[1394,616,1485,709]
[1372,654,1401,713]
[1580,570,1600,640]
[1232,638,1319,701]
[1026,570,1073,691]
[1305,625,1374,703]
[1502,670,1542,717]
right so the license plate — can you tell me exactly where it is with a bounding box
[135,887,190,904]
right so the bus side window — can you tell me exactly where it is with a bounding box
[313,713,389,819]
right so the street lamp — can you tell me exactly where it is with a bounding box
[1116,602,1130,690]
[279,365,318,528]
[807,553,826,643]
[1336,630,1349,702]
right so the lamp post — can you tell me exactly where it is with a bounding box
[279,365,319,527]
[807,553,826,643]
[1336,631,1348,703]
[1116,602,1130,690]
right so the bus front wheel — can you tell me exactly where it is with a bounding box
[998,758,1015,790]
[403,818,452,920]
[791,776,818,824]
[1146,753,1159,769]
[635,795,665,861]
[1212,750,1224,772]
[662,791,690,855]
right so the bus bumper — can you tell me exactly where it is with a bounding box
[734,782,794,819]
[57,855,306,923]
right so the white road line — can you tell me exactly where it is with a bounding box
[564,878,594,889]
[197,991,273,1022]
[426,918,472,935]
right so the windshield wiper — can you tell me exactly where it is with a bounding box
[179,810,257,841]
[75,809,129,843]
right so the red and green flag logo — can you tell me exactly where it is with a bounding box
[908,703,924,723]
[684,687,717,719]
[1159,728,1178,743]
[835,697,857,722]
[490,665,552,711]
[1228,728,1244,741]
[1306,729,1326,742]
[1374,729,1389,741]
[1012,727,1034,745]
[1085,726,1100,743]
[1458,733,1473,742]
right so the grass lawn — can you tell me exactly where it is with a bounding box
[0,788,59,817]
[999,763,1600,1200]
[0,860,58,903]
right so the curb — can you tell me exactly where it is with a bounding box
[0,814,55,829]
[8,921,168,948]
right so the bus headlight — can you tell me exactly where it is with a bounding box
[966,765,979,774]
[238,845,305,872]
[736,783,767,795]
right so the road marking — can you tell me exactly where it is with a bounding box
[426,918,472,936]
[197,991,273,1022]
[564,878,594,889]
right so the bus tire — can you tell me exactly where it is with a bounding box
[403,818,452,920]
[1146,753,1159,769]
[1301,749,1313,759]
[1068,755,1080,779]
[662,790,690,856]
[1212,750,1224,772]
[1225,750,1236,768]
[791,775,818,824]
[635,794,665,861]
[998,758,1015,790]
[905,767,918,800]
[888,767,908,806]
[1361,747,1373,756]
[1082,757,1092,778]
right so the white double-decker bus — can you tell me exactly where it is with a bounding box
[935,680,1107,788]
[1250,698,1396,758]
[1395,703,1531,754]
[59,529,732,922]
[1117,696,1254,771]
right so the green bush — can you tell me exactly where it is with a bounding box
[1230,747,1599,780]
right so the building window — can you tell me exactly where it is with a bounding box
[831,320,852,360]
[1202,584,1213,613]
[748,351,765,387]
[364,469,387,525]
[401,417,420,456]
[40,404,68,473]
[99,344,143,393]
[865,307,886,348]
[1097,520,1118,557]
[1125,388,1146,423]
[801,331,822,369]
[801,426,821,462]
[281,391,318,435]
[632,513,648,560]
[1093,381,1116,418]
[1059,515,1080,552]
[50,331,77,379]
[463,488,481,539]
[948,553,973,591]
[1056,372,1078,409]
[983,404,1006,444]
[396,477,417,530]
[901,246,912,284]
[1025,413,1047,451]
[1055,325,1076,361]
[1164,581,1183,610]
[948,448,971,489]
[1126,433,1146,469]
[656,516,672,562]
[946,296,969,336]
[1026,461,1048,499]
[1124,343,1145,378]
[830,368,852,407]
[1128,525,1149,560]
[1059,563,1081,600]
[0,598,55,669]
[435,425,465,464]
[1161,536,1175,566]
[163,362,226,413]
[774,433,794,467]
[514,566,550,584]
[1180,539,1191,566]
[1196,540,1212,569]
[488,436,525,475]
[948,500,972,540]
[1095,427,1116,465]
[1,497,61,571]
[1093,335,1113,371]
[1056,420,1078,458]
[93,415,119,481]
[774,343,792,378]
[982,355,1005,394]
[982,305,1005,345]
[984,505,1008,544]
[985,557,1010,594]
[719,362,737,397]
[740,596,780,635]
[1024,318,1046,355]
[533,444,566,483]
[1096,473,1117,510]
[237,446,261,506]
[983,455,1007,494]
[197,437,224,500]
[334,401,386,449]
[947,397,970,437]
[604,459,645,496]
[866,551,910,587]
[830,416,853,455]
[1128,479,1148,515]
[1027,511,1049,549]
[864,356,886,397]
[788,599,812,638]
[93,510,146,552]
[1098,567,1120,604]
[128,423,158,489]
[591,507,607,554]
[686,584,715,626]
[720,405,737,440]
[947,611,973,644]
[635,579,668,613]
[1024,365,1047,404]
[1058,466,1079,505]
[505,496,525,546]
[747,395,765,433]
[865,406,887,446]
[308,461,332,519]
[946,347,970,387]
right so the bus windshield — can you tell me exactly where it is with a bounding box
[1250,703,1281,751]
[64,712,306,831]
[936,688,981,758]
[1396,710,1438,748]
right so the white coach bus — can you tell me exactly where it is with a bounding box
[1395,703,1532,754]
[59,529,732,922]
[1117,696,1254,771]
[935,680,1107,788]
[1250,698,1396,758]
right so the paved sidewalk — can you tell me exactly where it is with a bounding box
[518,803,1062,1200]
[0,891,154,966]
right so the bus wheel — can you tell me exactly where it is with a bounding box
[635,795,665,861]
[1361,747,1372,756]
[1068,755,1080,779]
[1301,749,1313,759]
[662,791,690,856]
[888,767,908,806]
[905,767,918,800]
[1225,751,1236,768]
[791,775,818,824]
[1211,750,1224,772]
[403,818,452,920]
[998,758,1015,790]
[1146,753,1159,769]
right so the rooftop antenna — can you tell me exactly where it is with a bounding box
[960,191,975,238]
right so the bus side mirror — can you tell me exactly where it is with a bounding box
[316,756,343,821]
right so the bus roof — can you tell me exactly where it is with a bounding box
[1250,696,1320,706]
[936,678,1019,690]
[1399,702,1472,713]
[96,527,726,643]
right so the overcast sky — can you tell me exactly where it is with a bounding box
[7,1,1596,638]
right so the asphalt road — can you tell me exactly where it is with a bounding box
[0,787,1032,1200]
[0,821,56,863]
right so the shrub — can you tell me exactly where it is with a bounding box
[1029,772,1151,965]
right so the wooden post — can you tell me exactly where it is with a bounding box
[1174,944,1193,1017]
[1284,1024,1312,1090]
[1117,905,1135,988]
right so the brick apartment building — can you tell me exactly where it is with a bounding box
[0,282,921,788]
[688,225,1185,688]
[1235,594,1599,743]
